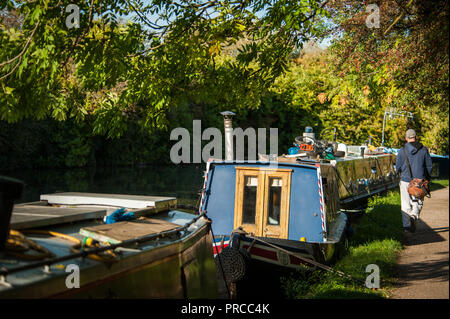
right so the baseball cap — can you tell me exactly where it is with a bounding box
[405,129,417,139]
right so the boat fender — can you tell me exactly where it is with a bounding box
[288,146,300,155]
[217,246,247,283]
[104,207,136,224]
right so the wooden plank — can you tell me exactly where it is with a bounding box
[10,205,107,230]
[79,218,180,244]
[40,192,177,209]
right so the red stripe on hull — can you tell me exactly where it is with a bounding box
[242,245,278,261]
[289,254,314,266]
[244,244,316,267]
[212,243,229,255]
[214,243,316,269]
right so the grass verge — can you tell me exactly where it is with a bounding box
[429,179,449,191]
[282,189,404,299]
[282,179,448,299]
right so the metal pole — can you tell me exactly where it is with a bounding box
[220,111,235,161]
[381,111,387,147]
[381,108,414,147]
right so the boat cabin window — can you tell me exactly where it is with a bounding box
[234,167,292,239]
[242,176,258,224]
[267,178,282,225]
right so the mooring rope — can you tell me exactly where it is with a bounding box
[208,221,231,299]
[243,233,369,288]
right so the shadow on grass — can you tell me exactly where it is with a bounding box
[429,180,450,192]
[349,202,404,246]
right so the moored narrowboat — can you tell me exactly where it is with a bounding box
[200,121,400,283]
[0,182,218,298]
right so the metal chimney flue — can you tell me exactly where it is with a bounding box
[220,111,235,161]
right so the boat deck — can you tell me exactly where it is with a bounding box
[0,193,211,298]
[10,192,177,230]
[40,192,176,209]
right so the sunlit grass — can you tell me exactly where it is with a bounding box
[282,190,404,299]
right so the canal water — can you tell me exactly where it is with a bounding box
[1,164,205,206]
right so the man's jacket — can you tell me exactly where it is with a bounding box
[396,141,433,182]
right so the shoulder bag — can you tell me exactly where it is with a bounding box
[403,148,430,200]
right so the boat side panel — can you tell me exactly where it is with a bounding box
[0,223,217,298]
[288,166,324,243]
[204,164,236,236]
[334,154,398,200]
[206,163,325,243]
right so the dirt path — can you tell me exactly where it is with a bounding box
[390,187,449,299]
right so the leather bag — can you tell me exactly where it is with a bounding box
[403,148,430,200]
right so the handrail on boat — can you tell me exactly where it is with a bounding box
[0,211,209,278]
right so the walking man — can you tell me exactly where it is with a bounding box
[395,129,433,233]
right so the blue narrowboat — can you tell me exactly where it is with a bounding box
[199,121,400,282]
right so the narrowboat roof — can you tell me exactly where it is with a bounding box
[205,151,395,167]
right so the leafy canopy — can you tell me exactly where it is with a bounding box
[0,0,329,137]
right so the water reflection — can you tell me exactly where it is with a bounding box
[1,164,205,206]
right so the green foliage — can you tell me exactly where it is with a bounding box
[0,0,447,171]
[0,0,329,138]
[324,0,449,154]
[0,116,174,170]
[268,53,399,147]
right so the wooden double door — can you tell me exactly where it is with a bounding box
[234,167,292,239]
